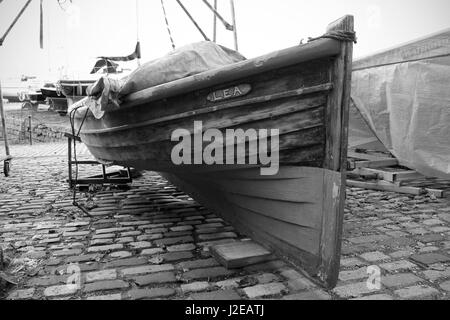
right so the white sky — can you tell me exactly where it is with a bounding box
[1,0,450,81]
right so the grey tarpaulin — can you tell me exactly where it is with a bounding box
[85,41,246,118]
[351,28,450,179]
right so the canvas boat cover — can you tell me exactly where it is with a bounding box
[83,41,246,119]
[351,28,450,179]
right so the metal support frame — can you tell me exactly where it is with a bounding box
[65,133,132,188]
[230,0,238,51]
[0,81,12,177]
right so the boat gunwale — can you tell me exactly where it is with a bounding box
[72,38,340,118]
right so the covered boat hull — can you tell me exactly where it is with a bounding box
[74,16,354,288]
[352,28,450,179]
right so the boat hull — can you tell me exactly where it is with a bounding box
[74,16,354,288]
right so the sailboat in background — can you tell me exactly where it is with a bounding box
[57,42,142,114]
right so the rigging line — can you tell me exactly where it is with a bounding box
[160,0,176,50]
[0,0,33,46]
[175,0,211,42]
[201,0,233,31]
[229,0,238,51]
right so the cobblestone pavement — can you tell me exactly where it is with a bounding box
[1,143,450,300]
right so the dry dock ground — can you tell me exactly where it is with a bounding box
[1,143,450,300]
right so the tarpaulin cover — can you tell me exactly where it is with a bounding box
[86,41,246,118]
[351,28,450,179]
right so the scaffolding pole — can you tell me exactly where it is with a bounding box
[213,0,217,42]
[230,0,238,51]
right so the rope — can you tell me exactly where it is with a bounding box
[308,30,357,44]
[160,0,176,50]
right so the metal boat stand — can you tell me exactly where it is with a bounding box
[0,81,12,177]
[65,132,133,188]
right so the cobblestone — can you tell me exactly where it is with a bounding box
[181,281,211,293]
[394,285,440,299]
[190,289,241,300]
[44,284,79,297]
[128,288,176,300]
[84,280,129,293]
[85,269,117,283]
[243,282,287,298]
[121,264,175,276]
[333,282,379,298]
[283,290,331,300]
[131,272,177,286]
[182,266,235,281]
[381,273,423,288]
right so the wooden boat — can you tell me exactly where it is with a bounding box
[73,15,354,288]
[59,79,95,107]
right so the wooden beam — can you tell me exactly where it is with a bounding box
[120,39,341,108]
[320,14,354,288]
[81,83,331,134]
[354,167,423,183]
[352,158,399,169]
[346,179,444,198]
[347,151,394,161]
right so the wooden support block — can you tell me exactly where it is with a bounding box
[346,179,444,198]
[353,159,399,169]
[347,171,378,180]
[210,241,273,269]
[348,151,392,161]
[354,168,423,183]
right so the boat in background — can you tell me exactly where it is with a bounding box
[60,44,141,114]
[59,79,96,111]
[73,15,355,288]
[40,82,68,116]
[1,75,46,109]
